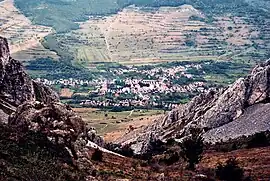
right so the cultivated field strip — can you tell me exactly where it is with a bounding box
[54,4,268,66]
[0,0,59,61]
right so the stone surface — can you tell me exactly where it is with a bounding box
[0,36,59,123]
[33,80,59,104]
[0,37,35,106]
[204,103,270,142]
[8,101,106,159]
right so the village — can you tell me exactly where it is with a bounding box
[36,63,209,110]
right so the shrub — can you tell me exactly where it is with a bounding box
[215,158,244,181]
[150,162,161,172]
[166,138,176,146]
[179,128,204,170]
[0,125,86,181]
[247,132,269,148]
[160,152,180,165]
[149,139,166,155]
[120,144,134,157]
[91,148,103,162]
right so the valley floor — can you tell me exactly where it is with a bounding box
[74,108,163,142]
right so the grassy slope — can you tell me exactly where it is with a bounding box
[14,0,121,33]
[0,0,59,61]
[13,0,194,33]
[91,146,270,180]
[14,0,266,33]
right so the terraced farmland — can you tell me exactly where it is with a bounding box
[50,4,269,66]
[1,0,269,66]
[0,0,59,61]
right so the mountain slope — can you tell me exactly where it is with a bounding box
[0,0,59,61]
[0,37,119,180]
[117,59,270,154]
[11,0,270,65]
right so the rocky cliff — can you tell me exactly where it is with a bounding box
[0,37,58,123]
[117,60,270,154]
[0,37,105,180]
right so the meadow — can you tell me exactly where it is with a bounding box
[74,108,163,141]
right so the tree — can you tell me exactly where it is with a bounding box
[179,128,204,170]
[216,158,244,181]
[247,132,269,148]
[91,148,103,162]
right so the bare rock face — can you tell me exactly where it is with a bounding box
[0,37,59,123]
[0,37,10,80]
[8,101,85,158]
[8,101,105,155]
[8,102,86,141]
[33,81,59,104]
[117,60,270,154]
[0,37,35,106]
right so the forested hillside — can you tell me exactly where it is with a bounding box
[15,0,269,33]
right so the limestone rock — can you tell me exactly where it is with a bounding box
[33,80,59,104]
[0,36,59,123]
[117,60,270,154]
[7,100,109,176]
[0,37,112,179]
[0,37,35,106]
[8,101,86,157]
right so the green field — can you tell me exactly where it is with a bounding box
[9,0,268,86]
[74,108,163,135]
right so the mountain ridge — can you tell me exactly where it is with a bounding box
[117,59,270,154]
[0,36,111,180]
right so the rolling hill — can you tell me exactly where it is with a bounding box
[59,4,267,65]
[9,0,269,66]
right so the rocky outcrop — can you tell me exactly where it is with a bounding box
[8,102,86,143]
[0,37,35,106]
[0,37,107,179]
[117,60,270,154]
[0,36,59,122]
[33,81,59,104]
[8,101,94,171]
[204,103,270,142]
[7,100,120,176]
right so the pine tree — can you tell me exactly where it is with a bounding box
[179,128,204,170]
